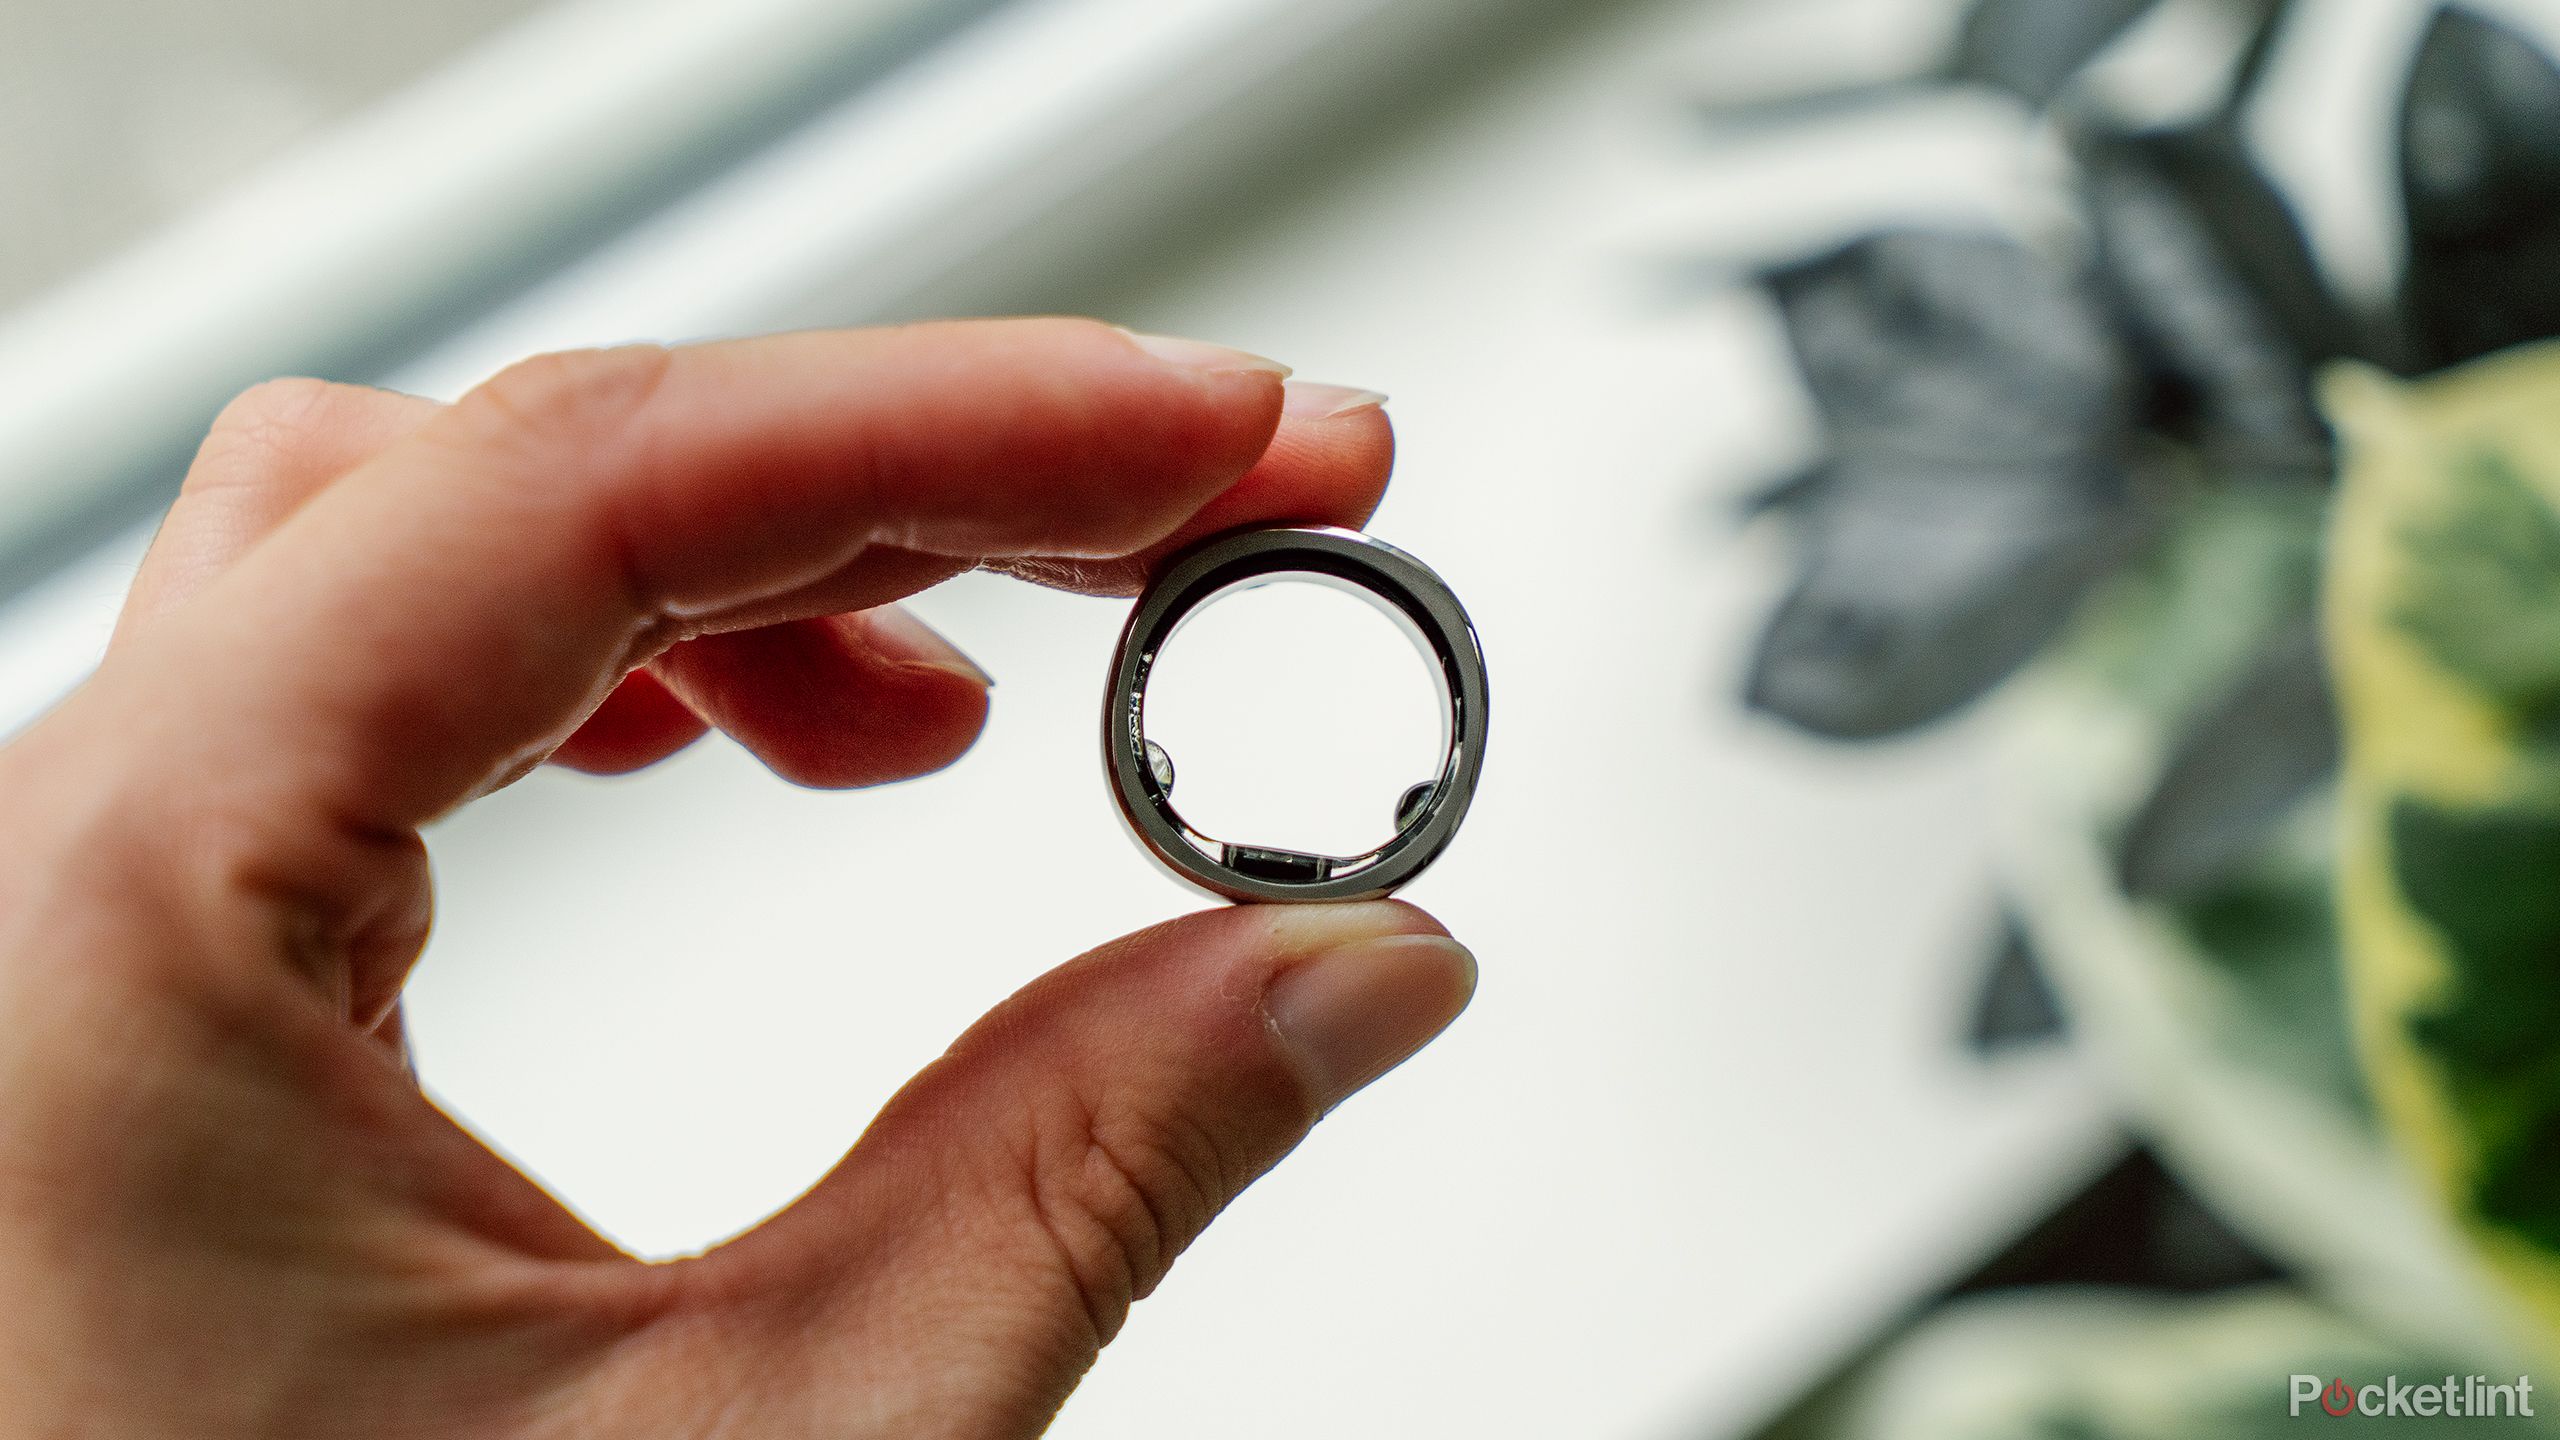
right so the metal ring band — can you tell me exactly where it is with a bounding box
[1102,525,1488,903]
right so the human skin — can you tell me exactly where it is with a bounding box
[0,318,1475,1437]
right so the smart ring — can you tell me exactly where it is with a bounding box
[1103,525,1488,904]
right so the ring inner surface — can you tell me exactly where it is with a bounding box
[1136,566,1459,879]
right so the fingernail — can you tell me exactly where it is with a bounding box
[1266,931,1476,1111]
[1118,329,1294,378]
[866,607,994,688]
[1282,381,1388,420]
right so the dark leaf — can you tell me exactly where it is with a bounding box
[2219,0,2301,109]
[2077,119,2346,475]
[1747,232,2142,737]
[1950,1147,2285,1295]
[1766,232,2134,461]
[1949,0,2161,106]
[1968,906,2069,1053]
[1746,457,2140,737]
[2117,613,2337,897]
[1736,462,1832,519]
[2395,5,2560,372]
[1695,0,2217,132]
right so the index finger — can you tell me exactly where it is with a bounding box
[94,319,1294,836]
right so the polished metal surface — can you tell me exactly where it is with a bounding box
[1103,525,1488,903]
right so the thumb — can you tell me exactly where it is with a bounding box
[664,901,1473,1436]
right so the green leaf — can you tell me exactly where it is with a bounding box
[1758,1287,2506,1439]
[2389,450,2560,737]
[2392,796,2560,1250]
[2327,340,2560,1363]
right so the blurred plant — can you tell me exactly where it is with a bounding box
[1768,1288,2481,1439]
[1945,0,2166,107]
[1725,0,2560,1430]
[2395,8,2560,372]
[1697,0,2290,127]
[2331,346,2560,1359]
[1746,0,2345,751]
[1742,230,2144,738]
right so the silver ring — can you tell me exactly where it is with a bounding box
[1102,525,1488,904]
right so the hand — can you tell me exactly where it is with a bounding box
[0,320,1475,1437]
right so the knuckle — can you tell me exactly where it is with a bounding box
[155,783,436,1014]
[458,343,675,449]
[187,377,343,492]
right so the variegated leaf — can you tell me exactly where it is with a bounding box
[2327,340,2560,1357]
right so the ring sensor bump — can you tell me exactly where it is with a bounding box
[1103,525,1488,903]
